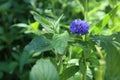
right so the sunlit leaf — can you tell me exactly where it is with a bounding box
[30,59,59,80]
[31,11,55,33]
[30,22,39,31]
[12,23,29,28]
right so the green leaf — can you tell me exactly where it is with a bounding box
[60,66,79,80]
[54,14,63,33]
[30,59,59,80]
[93,32,120,80]
[31,11,55,33]
[21,36,53,71]
[0,61,17,74]
[24,35,52,53]
[30,22,39,31]
[90,4,120,34]
[52,31,69,54]
[12,23,29,28]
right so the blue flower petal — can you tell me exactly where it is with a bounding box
[70,19,90,35]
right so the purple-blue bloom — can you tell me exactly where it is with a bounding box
[70,19,90,35]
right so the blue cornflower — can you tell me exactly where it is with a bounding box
[70,19,90,35]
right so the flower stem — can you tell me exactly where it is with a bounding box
[82,0,88,79]
[84,0,88,21]
[82,52,87,80]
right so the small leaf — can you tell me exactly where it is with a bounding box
[30,59,59,80]
[12,23,29,28]
[31,11,55,33]
[52,31,69,54]
[54,14,63,33]
[21,36,53,71]
[60,66,79,80]
[30,22,39,31]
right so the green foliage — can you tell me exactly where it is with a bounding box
[30,59,59,80]
[1,0,120,80]
[90,4,120,34]
[60,66,79,80]
[52,31,69,54]
[24,35,52,53]
[93,32,120,80]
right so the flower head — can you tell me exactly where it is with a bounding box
[70,19,89,35]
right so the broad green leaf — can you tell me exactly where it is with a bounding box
[52,31,69,54]
[21,36,52,71]
[30,59,59,80]
[60,66,79,80]
[31,11,55,33]
[24,35,52,53]
[90,4,120,34]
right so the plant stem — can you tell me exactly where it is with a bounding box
[81,0,88,80]
[58,55,63,74]
[84,0,88,21]
[82,52,87,80]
